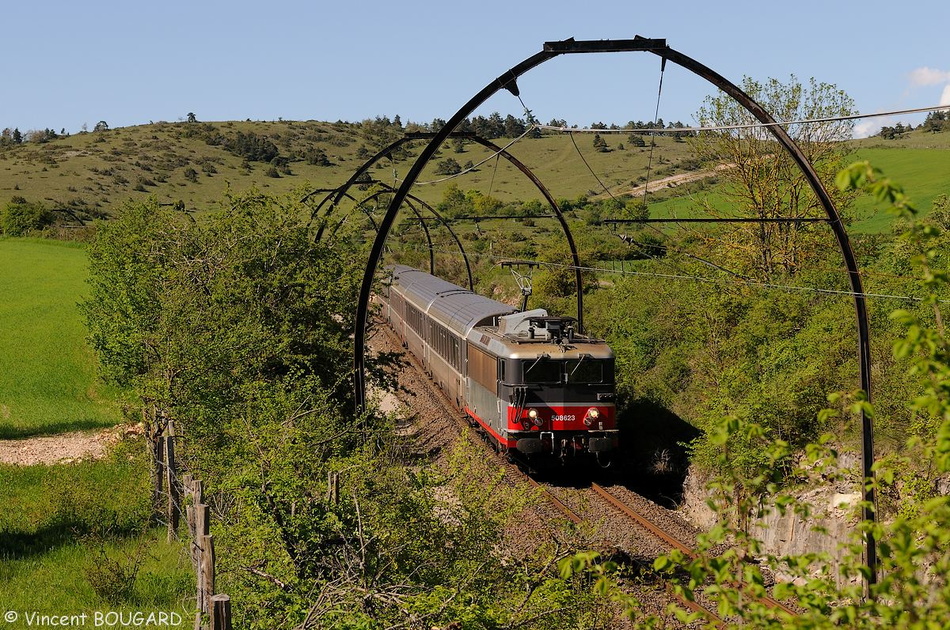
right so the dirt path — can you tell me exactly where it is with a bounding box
[0,425,140,466]
[592,163,734,201]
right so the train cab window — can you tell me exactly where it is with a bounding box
[520,357,614,384]
[522,358,562,384]
[566,357,614,383]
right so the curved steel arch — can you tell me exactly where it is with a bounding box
[352,36,877,584]
[461,134,585,329]
[337,182,477,291]
[329,187,438,276]
[308,132,584,317]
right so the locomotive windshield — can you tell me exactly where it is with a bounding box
[521,357,613,384]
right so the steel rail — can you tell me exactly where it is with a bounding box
[524,477,583,524]
[592,483,798,618]
[528,479,723,625]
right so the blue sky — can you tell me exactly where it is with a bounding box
[2,0,948,138]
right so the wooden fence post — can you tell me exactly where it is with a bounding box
[164,435,179,541]
[200,535,215,614]
[193,503,209,599]
[210,594,232,630]
[153,433,165,516]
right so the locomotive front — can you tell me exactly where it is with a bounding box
[491,312,618,462]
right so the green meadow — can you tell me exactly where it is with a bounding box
[0,238,121,438]
[0,442,192,614]
[849,146,950,232]
[1,238,189,618]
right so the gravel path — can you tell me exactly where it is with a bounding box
[0,424,139,466]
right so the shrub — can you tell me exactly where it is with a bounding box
[1,199,53,235]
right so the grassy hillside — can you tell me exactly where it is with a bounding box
[848,146,950,232]
[0,120,697,215]
[0,238,121,438]
[1,119,948,233]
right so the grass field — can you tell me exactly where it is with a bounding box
[0,240,190,618]
[0,442,192,615]
[848,147,950,232]
[0,238,121,439]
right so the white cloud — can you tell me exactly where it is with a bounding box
[942,85,950,106]
[853,119,879,139]
[909,67,950,87]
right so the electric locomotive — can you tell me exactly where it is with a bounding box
[379,265,617,462]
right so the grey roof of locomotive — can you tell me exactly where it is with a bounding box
[389,265,517,337]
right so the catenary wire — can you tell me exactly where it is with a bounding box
[389,241,947,304]
[538,104,950,134]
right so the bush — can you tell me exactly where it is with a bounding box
[1,199,53,236]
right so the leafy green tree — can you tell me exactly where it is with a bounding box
[693,75,856,279]
[434,157,462,176]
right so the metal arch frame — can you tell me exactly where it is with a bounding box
[352,35,878,586]
[459,134,585,330]
[339,182,477,292]
[328,187,437,280]
[307,132,584,318]
[307,176,474,288]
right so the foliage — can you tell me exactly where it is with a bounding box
[435,157,462,175]
[920,110,949,134]
[1,198,53,235]
[83,192,368,447]
[572,164,950,627]
[224,131,280,162]
[82,190,615,628]
[692,75,856,279]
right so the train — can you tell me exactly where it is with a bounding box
[378,264,617,463]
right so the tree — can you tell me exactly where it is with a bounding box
[503,114,525,137]
[592,133,609,152]
[186,112,197,123]
[94,120,109,132]
[921,110,948,133]
[566,165,950,628]
[692,75,856,279]
[434,157,462,176]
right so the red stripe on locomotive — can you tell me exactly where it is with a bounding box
[506,404,616,432]
[464,406,520,448]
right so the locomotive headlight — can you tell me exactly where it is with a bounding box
[584,407,600,427]
[527,408,543,427]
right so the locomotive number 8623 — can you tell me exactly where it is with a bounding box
[378,265,618,464]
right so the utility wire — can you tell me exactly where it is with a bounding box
[407,125,538,186]
[395,243,946,304]
[538,104,950,134]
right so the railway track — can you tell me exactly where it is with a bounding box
[372,324,796,625]
[524,476,724,626]
[590,483,798,619]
